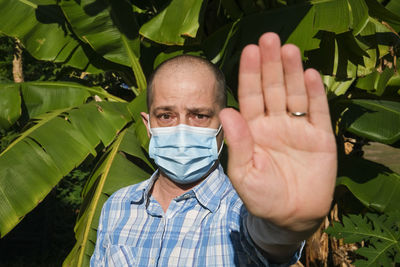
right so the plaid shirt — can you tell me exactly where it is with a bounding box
[90,165,302,266]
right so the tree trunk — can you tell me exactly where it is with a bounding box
[304,216,330,267]
[12,38,24,83]
[302,203,358,267]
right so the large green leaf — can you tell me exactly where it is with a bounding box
[337,156,400,213]
[323,75,356,99]
[63,124,153,267]
[128,91,150,151]
[0,102,131,237]
[0,0,100,72]
[365,0,400,31]
[139,0,205,45]
[203,21,240,65]
[339,99,400,145]
[0,82,124,128]
[207,0,388,80]
[20,81,125,118]
[326,212,400,266]
[348,0,369,35]
[356,68,396,96]
[0,84,21,130]
[314,0,350,34]
[61,0,147,91]
[386,0,400,32]
[285,6,320,59]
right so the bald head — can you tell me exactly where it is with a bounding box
[147,55,226,111]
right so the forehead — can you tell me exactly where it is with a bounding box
[150,62,218,110]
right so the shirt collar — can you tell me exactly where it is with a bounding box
[130,170,159,204]
[130,165,229,213]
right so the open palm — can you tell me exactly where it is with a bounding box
[220,33,337,232]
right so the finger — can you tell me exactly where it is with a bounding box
[219,108,253,174]
[259,32,286,116]
[238,44,265,121]
[281,44,308,116]
[305,69,332,131]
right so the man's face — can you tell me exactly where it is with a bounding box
[147,63,222,120]
[142,62,224,147]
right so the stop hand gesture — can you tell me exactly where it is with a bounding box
[219,33,337,234]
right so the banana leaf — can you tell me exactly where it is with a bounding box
[339,99,400,145]
[0,102,132,237]
[139,0,205,46]
[356,68,396,96]
[365,0,400,31]
[63,124,153,267]
[203,0,389,80]
[337,156,400,213]
[0,82,124,131]
[0,0,100,72]
[60,0,147,91]
[0,84,21,130]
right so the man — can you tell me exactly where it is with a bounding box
[90,33,337,266]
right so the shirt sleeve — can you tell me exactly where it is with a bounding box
[230,201,304,267]
[242,212,305,267]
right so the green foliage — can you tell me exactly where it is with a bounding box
[0,36,13,82]
[337,156,400,213]
[326,212,400,266]
[0,0,400,266]
[0,101,132,237]
[337,99,400,145]
[64,125,153,267]
[0,128,19,153]
[56,170,90,210]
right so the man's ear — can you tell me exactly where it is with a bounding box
[141,112,151,138]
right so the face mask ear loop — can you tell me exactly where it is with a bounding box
[216,124,223,136]
[217,141,224,156]
[216,124,224,156]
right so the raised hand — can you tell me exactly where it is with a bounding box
[219,32,337,233]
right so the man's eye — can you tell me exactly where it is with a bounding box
[157,113,172,120]
[160,114,170,119]
[195,114,209,120]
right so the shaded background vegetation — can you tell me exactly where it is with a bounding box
[1,0,400,266]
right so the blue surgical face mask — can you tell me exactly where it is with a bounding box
[148,119,223,184]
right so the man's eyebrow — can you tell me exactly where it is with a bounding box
[152,106,176,113]
[186,107,215,115]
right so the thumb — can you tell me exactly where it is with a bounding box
[219,108,253,173]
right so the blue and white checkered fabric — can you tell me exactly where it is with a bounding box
[90,164,301,266]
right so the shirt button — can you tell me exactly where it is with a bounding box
[183,194,190,199]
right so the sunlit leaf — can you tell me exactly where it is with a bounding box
[0,102,131,237]
[339,99,400,144]
[314,0,350,34]
[348,0,369,35]
[63,125,152,267]
[0,0,100,72]
[0,84,21,130]
[326,212,400,266]
[323,75,356,99]
[61,0,147,91]
[356,68,396,96]
[139,0,205,45]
